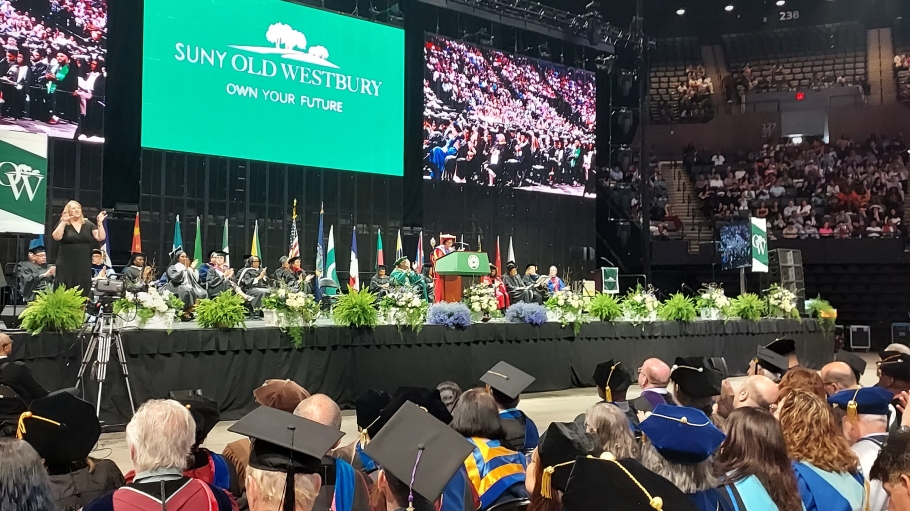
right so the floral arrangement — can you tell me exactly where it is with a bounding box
[657,293,698,322]
[587,293,622,322]
[504,303,548,326]
[726,293,766,321]
[332,288,379,329]
[619,284,660,321]
[262,286,320,346]
[767,284,800,319]
[805,296,836,332]
[695,284,730,311]
[427,302,472,329]
[19,285,87,334]
[379,287,429,332]
[113,288,184,328]
[463,283,501,318]
[545,290,591,334]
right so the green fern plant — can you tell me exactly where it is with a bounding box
[195,290,247,329]
[588,293,622,321]
[332,288,379,329]
[19,285,87,334]
[805,296,836,332]
[657,292,697,322]
[726,293,767,321]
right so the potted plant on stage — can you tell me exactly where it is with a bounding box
[379,287,428,332]
[504,302,548,327]
[19,285,87,335]
[619,284,660,322]
[463,283,501,322]
[545,289,591,334]
[426,302,472,330]
[725,293,766,321]
[695,284,730,321]
[195,290,248,329]
[588,293,622,322]
[332,288,379,329]
[805,296,837,333]
[657,293,698,322]
[113,288,184,330]
[767,284,800,319]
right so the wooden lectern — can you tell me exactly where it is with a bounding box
[433,251,491,302]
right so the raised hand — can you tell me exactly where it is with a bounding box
[60,208,71,224]
[96,210,108,223]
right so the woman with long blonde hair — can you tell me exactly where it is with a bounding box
[583,402,639,459]
[51,200,106,298]
[778,389,865,511]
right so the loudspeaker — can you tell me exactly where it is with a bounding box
[570,246,596,261]
[892,323,910,347]
[0,305,24,329]
[769,249,805,299]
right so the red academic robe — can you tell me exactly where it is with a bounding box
[481,276,510,310]
[431,245,454,303]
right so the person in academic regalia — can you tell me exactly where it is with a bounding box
[205,251,233,298]
[526,421,602,511]
[876,352,910,433]
[544,266,566,294]
[82,400,237,511]
[368,265,391,297]
[502,261,533,304]
[274,256,299,291]
[430,234,457,303]
[332,389,390,474]
[164,249,207,312]
[122,252,154,294]
[390,257,428,302]
[19,391,126,511]
[199,250,219,284]
[522,264,547,304]
[480,361,539,454]
[778,389,866,511]
[829,387,893,511]
[15,245,54,302]
[481,264,509,311]
[0,334,49,435]
[639,405,729,511]
[575,360,639,438]
[90,249,114,280]
[238,256,271,313]
[289,257,315,294]
[747,337,799,374]
[671,357,724,425]
[630,358,676,413]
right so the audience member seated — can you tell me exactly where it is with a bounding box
[15,245,54,303]
[0,333,49,436]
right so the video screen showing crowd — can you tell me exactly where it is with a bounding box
[0,0,107,141]
[424,35,596,198]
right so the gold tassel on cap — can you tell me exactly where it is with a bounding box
[16,411,61,440]
[605,363,618,402]
[847,387,861,421]
[540,460,575,499]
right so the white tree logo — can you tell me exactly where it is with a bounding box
[229,23,338,69]
[0,162,44,201]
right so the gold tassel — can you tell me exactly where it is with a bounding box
[847,387,861,422]
[604,363,618,402]
[16,411,61,439]
[540,466,555,499]
[605,386,613,403]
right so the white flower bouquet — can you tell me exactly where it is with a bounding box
[545,289,591,333]
[113,287,184,329]
[262,285,321,344]
[695,284,730,320]
[767,284,800,319]
[380,287,429,332]
[463,283,501,319]
[619,284,660,322]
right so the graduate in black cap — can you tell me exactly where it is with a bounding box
[751,346,790,384]
[765,338,799,369]
[238,255,271,314]
[527,421,602,510]
[332,389,391,473]
[14,244,54,302]
[205,250,234,298]
[0,333,49,429]
[369,265,391,298]
[821,352,865,397]
[164,249,207,314]
[18,390,125,510]
[502,261,533,304]
[176,394,240,497]
[670,357,723,421]
[521,263,546,304]
[562,454,700,511]
[90,248,113,280]
[638,405,727,511]
[877,352,910,432]
[480,361,539,454]
[122,251,154,293]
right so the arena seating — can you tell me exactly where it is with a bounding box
[894,20,910,104]
[648,37,713,123]
[722,23,867,94]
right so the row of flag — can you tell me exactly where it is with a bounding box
[121,205,518,294]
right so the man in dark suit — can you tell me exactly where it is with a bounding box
[0,333,50,436]
[630,357,676,414]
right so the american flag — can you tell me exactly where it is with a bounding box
[289,199,300,258]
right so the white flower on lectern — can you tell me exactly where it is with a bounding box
[229,23,339,69]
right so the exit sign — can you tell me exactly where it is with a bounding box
[796,92,806,101]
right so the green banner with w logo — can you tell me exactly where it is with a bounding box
[751,218,768,273]
[0,131,48,235]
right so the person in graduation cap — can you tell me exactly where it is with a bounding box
[206,251,234,298]
[82,399,237,511]
[712,407,803,511]
[638,404,727,511]
[503,261,535,305]
[877,353,910,432]
[90,248,114,280]
[763,338,799,369]
[332,389,390,473]
[238,255,271,315]
[481,264,509,311]
[450,388,528,510]
[587,360,639,434]
[390,257,428,302]
[363,401,477,511]
[778,389,865,511]
[477,362,537,454]
[164,249,207,314]
[122,251,155,293]
[430,234,457,303]
[522,264,547,304]
[749,345,790,383]
[369,265,391,298]
[228,406,344,511]
[829,386,894,511]
[670,357,724,424]
[525,421,602,511]
[822,352,865,397]
[0,333,49,435]
[561,454,700,511]
[200,250,219,284]
[224,380,311,495]
[18,390,126,510]
[14,245,54,302]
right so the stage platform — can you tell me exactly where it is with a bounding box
[10,319,830,425]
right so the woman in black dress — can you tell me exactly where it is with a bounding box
[51,201,107,298]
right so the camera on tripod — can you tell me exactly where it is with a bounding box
[93,278,126,308]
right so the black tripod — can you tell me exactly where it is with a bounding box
[74,300,136,418]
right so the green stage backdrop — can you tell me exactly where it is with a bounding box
[0,131,48,235]
[142,0,405,176]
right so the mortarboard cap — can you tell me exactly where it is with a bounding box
[28,245,46,254]
[765,337,796,356]
[440,234,456,242]
[828,386,892,418]
[755,346,789,376]
[563,456,699,511]
[592,360,632,402]
[91,248,103,256]
[212,250,227,258]
[671,357,722,399]
[538,422,602,499]
[18,390,100,467]
[363,401,474,503]
[506,261,517,270]
[376,264,387,270]
[369,387,452,440]
[253,379,311,413]
[880,353,910,381]
[480,361,536,400]
[288,256,300,265]
[836,350,866,383]
[128,252,147,265]
[525,263,537,271]
[355,389,391,432]
[175,393,220,444]
[639,404,725,464]
[393,256,408,266]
